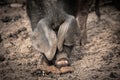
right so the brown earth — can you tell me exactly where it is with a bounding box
[0,4,120,80]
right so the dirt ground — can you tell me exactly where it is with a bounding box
[0,4,120,80]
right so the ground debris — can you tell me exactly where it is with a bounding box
[32,65,74,76]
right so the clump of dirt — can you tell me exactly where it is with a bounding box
[1,16,12,23]
[0,4,120,80]
[0,34,3,42]
[0,55,5,62]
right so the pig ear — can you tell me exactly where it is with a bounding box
[30,26,58,61]
[57,23,66,52]
[44,29,58,61]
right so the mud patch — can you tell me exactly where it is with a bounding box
[0,4,120,80]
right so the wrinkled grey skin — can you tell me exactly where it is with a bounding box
[26,0,79,62]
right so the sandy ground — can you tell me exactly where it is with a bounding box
[0,4,120,80]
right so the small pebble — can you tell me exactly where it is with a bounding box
[10,3,23,8]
